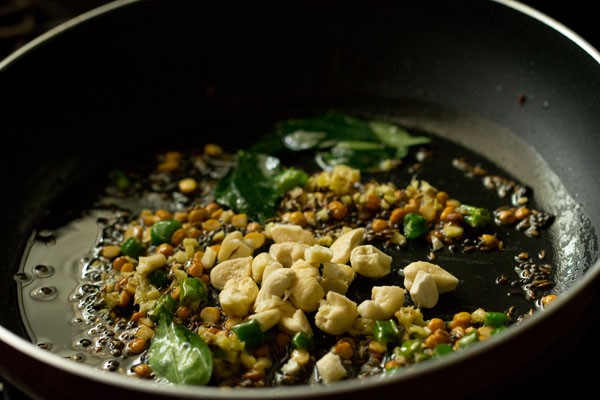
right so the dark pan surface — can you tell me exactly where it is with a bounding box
[0,0,599,399]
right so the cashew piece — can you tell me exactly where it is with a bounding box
[219,277,259,317]
[209,256,252,290]
[316,352,347,384]
[409,269,439,308]
[315,292,358,335]
[289,260,325,312]
[320,262,355,295]
[357,285,405,320]
[304,245,333,265]
[255,268,296,305]
[217,231,254,262]
[403,261,458,294]
[349,245,392,278]
[269,242,310,267]
[330,228,364,264]
[136,253,167,276]
[269,224,316,245]
[251,252,283,283]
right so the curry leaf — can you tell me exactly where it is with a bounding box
[214,151,281,222]
[148,317,213,385]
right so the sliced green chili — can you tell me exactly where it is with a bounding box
[373,319,401,345]
[120,237,144,258]
[395,339,422,360]
[434,343,453,357]
[456,330,479,349]
[150,219,182,245]
[148,269,169,288]
[458,205,492,228]
[149,295,178,323]
[179,277,208,311]
[291,331,315,350]
[403,213,428,239]
[484,311,508,327]
[231,319,264,350]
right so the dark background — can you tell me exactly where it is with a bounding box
[0,0,598,399]
[1,1,600,61]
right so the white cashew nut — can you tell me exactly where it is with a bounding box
[269,224,316,245]
[403,261,458,294]
[329,228,364,264]
[209,256,252,290]
[314,292,358,335]
[219,277,259,317]
[349,245,392,278]
[217,231,254,262]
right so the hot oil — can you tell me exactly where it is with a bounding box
[14,113,573,379]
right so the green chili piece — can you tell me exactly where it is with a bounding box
[395,339,422,360]
[179,277,208,311]
[149,295,178,322]
[274,168,309,196]
[120,237,144,258]
[111,170,131,190]
[458,205,492,228]
[373,319,401,345]
[491,325,508,335]
[403,213,428,239]
[434,343,453,357]
[291,331,315,350]
[457,330,479,349]
[148,269,169,288]
[150,219,182,245]
[231,319,264,350]
[484,311,508,328]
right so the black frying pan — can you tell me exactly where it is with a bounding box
[0,0,599,399]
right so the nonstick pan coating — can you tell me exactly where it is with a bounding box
[0,0,599,399]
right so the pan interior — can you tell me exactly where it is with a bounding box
[12,99,598,383]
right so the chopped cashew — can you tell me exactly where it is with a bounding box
[320,262,355,295]
[356,300,387,320]
[136,253,167,276]
[247,309,282,331]
[254,295,287,313]
[349,245,392,278]
[255,268,296,304]
[279,306,313,335]
[289,260,325,312]
[219,277,259,317]
[269,242,310,267]
[372,286,406,316]
[209,256,252,290]
[357,286,405,320]
[269,224,316,245]
[409,270,439,308]
[315,292,358,335]
[304,245,334,265]
[217,231,254,262]
[403,261,458,294]
[201,246,217,269]
[329,228,364,264]
[251,252,283,283]
[316,352,347,384]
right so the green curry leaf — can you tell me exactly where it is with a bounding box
[148,316,213,386]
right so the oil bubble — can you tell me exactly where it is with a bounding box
[35,229,56,244]
[103,359,120,371]
[13,272,32,284]
[32,264,55,278]
[37,342,52,350]
[30,286,58,301]
[65,353,86,362]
